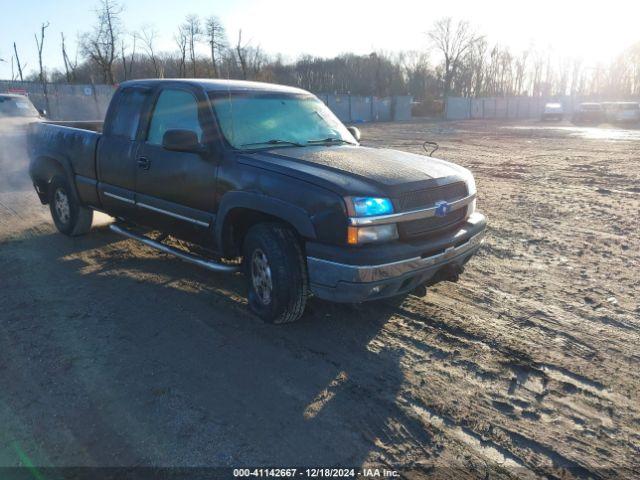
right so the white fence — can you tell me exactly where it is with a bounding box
[1,80,412,122]
[319,94,413,122]
[445,96,639,120]
[0,81,114,120]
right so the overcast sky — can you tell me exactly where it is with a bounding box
[1,0,639,79]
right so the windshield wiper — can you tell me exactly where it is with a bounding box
[240,139,304,148]
[307,137,355,146]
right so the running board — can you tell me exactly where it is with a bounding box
[109,224,240,274]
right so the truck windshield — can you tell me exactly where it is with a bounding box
[208,91,356,150]
[0,95,39,118]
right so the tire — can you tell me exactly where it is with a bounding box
[242,223,308,324]
[48,175,93,236]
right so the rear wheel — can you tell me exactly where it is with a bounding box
[49,176,93,236]
[242,223,308,324]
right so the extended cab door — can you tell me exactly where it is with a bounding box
[96,86,151,218]
[134,86,218,242]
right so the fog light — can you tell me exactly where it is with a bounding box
[347,224,399,245]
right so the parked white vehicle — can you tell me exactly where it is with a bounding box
[541,102,564,121]
[610,102,640,123]
[0,94,44,132]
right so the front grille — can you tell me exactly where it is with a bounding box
[398,208,467,238]
[398,182,467,211]
[396,182,469,239]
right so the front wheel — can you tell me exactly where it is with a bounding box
[242,223,308,324]
[48,176,93,236]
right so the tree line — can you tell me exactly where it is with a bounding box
[5,0,640,107]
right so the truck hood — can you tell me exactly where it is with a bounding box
[239,145,469,197]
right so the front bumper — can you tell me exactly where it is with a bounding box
[307,212,486,303]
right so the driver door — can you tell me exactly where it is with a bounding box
[135,87,218,242]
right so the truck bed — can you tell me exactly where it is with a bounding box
[28,121,103,200]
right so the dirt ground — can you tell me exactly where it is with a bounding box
[0,120,638,478]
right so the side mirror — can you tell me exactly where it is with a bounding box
[37,108,47,118]
[346,126,361,142]
[162,129,204,153]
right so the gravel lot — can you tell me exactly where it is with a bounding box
[0,120,638,478]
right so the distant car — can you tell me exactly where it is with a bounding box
[609,102,640,124]
[0,93,43,117]
[572,103,604,125]
[0,94,44,131]
[541,102,564,121]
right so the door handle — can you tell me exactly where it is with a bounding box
[137,157,150,170]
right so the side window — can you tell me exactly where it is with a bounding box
[147,89,203,145]
[110,88,149,140]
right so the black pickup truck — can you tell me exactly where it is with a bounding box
[29,79,486,323]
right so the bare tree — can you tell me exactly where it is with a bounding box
[498,47,514,95]
[182,15,202,77]
[128,33,136,78]
[140,27,161,77]
[472,39,488,96]
[569,58,583,96]
[11,12,640,101]
[120,33,136,80]
[120,41,128,80]
[13,42,25,82]
[513,50,529,95]
[35,22,51,114]
[249,45,267,79]
[205,16,226,77]
[174,25,188,77]
[61,32,78,82]
[81,0,122,84]
[61,33,71,82]
[428,17,483,97]
[236,29,248,80]
[556,57,571,97]
[615,46,638,96]
[530,49,545,97]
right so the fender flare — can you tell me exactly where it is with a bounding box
[214,191,317,251]
[31,151,79,200]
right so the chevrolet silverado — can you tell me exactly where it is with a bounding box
[29,79,486,323]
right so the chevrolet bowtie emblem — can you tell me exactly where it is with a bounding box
[434,201,450,217]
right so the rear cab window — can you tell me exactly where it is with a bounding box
[108,88,150,140]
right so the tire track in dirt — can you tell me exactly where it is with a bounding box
[359,303,609,477]
[369,302,627,477]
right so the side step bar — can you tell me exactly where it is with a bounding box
[109,224,240,274]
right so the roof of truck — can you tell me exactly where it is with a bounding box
[119,78,309,95]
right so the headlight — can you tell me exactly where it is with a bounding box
[347,224,399,245]
[347,197,394,217]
